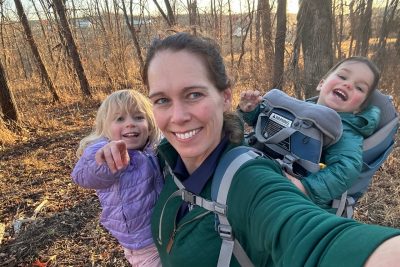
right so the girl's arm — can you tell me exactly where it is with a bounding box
[71,140,125,189]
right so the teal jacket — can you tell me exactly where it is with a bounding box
[238,103,381,210]
[151,138,398,267]
[302,106,380,209]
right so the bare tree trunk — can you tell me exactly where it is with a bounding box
[337,0,344,59]
[14,0,60,102]
[237,0,254,69]
[373,0,399,70]
[0,59,20,123]
[298,0,333,98]
[164,0,176,25]
[272,0,286,89]
[0,4,6,66]
[30,0,55,63]
[121,0,144,72]
[348,0,355,57]
[228,0,234,69]
[255,0,262,73]
[53,0,92,98]
[152,0,173,26]
[291,1,304,99]
[10,25,29,80]
[260,0,274,89]
[360,0,373,56]
[187,0,198,34]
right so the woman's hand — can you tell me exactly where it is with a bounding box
[238,90,262,112]
[95,140,130,173]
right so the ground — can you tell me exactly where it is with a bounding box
[0,95,399,266]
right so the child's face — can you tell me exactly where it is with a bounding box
[108,108,150,150]
[317,61,374,113]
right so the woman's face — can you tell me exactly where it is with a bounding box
[148,50,232,173]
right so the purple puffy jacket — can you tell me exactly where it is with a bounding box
[71,139,164,250]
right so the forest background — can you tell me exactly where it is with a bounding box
[0,0,399,265]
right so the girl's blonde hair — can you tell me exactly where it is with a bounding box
[76,89,161,157]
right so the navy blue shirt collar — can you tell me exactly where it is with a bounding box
[173,135,229,195]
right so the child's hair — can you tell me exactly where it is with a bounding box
[76,89,161,157]
[322,56,381,110]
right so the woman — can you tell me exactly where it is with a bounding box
[98,33,400,266]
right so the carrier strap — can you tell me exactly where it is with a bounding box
[334,191,348,217]
[215,148,258,267]
[172,147,258,267]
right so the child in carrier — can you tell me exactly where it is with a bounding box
[238,56,381,212]
[71,89,163,266]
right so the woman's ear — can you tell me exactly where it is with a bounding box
[223,88,232,111]
[317,80,324,91]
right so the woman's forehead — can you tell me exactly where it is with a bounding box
[148,50,210,94]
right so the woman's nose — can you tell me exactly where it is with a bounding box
[171,103,190,123]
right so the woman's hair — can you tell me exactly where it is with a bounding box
[76,89,161,157]
[322,56,381,110]
[142,32,243,144]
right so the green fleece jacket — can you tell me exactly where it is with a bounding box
[238,102,381,210]
[151,139,399,267]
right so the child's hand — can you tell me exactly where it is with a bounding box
[239,90,262,112]
[95,140,130,173]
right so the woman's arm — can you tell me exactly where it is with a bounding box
[365,236,400,267]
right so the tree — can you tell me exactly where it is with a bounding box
[373,0,399,70]
[14,0,60,102]
[153,0,175,26]
[0,59,19,123]
[52,0,92,98]
[297,0,333,98]
[360,0,373,56]
[121,0,144,72]
[260,0,273,88]
[272,0,287,89]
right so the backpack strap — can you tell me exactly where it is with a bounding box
[171,146,260,267]
[212,146,261,267]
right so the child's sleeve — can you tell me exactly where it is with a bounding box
[300,127,363,206]
[71,140,121,189]
[237,104,262,127]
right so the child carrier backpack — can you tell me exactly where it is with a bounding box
[170,146,262,267]
[244,89,398,218]
[245,89,343,177]
[333,89,399,218]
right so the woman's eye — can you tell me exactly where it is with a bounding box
[338,74,346,80]
[188,92,202,99]
[116,116,124,122]
[154,98,169,105]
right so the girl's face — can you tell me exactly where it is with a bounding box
[317,61,374,113]
[108,108,149,150]
[148,50,232,173]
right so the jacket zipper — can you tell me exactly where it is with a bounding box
[166,210,211,253]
